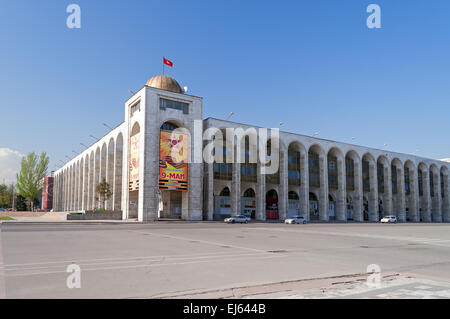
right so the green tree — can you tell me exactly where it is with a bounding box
[95,177,112,210]
[0,184,15,208]
[15,194,27,211]
[16,152,49,211]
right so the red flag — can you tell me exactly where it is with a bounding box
[163,57,173,67]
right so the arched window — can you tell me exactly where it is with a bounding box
[243,188,255,198]
[241,136,257,182]
[308,152,320,188]
[160,122,179,132]
[288,146,301,186]
[288,191,299,200]
[265,140,280,184]
[219,187,230,197]
[327,155,338,189]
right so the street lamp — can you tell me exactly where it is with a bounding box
[102,122,113,130]
[313,132,319,137]
[226,112,234,121]
[89,134,99,141]
[72,150,78,155]
[80,143,88,149]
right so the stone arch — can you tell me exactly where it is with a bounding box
[404,160,418,222]
[430,164,441,222]
[362,153,378,221]
[377,155,391,217]
[418,162,430,222]
[327,147,345,221]
[391,158,405,221]
[309,144,328,221]
[345,150,362,221]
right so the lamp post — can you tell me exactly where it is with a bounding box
[102,123,113,130]
[89,134,99,141]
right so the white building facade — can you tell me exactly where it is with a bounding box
[53,75,450,223]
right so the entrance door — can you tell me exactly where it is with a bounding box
[309,193,319,220]
[266,189,279,220]
[328,195,335,220]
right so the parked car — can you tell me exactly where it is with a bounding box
[285,216,307,224]
[380,216,397,223]
[224,215,250,224]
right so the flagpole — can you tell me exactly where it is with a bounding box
[163,57,165,75]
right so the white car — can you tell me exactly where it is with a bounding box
[224,215,250,224]
[380,216,397,223]
[285,216,307,224]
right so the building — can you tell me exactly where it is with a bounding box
[41,176,54,211]
[53,75,450,223]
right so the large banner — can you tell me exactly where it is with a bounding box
[159,130,188,191]
[129,132,140,191]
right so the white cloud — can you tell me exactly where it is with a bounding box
[0,148,24,185]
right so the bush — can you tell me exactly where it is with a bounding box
[96,208,106,211]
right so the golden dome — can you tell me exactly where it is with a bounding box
[145,75,183,94]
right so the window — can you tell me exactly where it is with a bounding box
[265,140,280,184]
[418,169,423,196]
[377,163,384,193]
[288,149,301,186]
[404,168,410,195]
[160,98,189,114]
[362,161,370,192]
[130,101,140,117]
[392,165,398,194]
[327,155,338,189]
[309,152,320,188]
[346,158,355,191]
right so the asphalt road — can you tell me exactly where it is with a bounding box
[1,222,450,298]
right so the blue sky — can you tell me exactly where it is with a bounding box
[0,0,449,180]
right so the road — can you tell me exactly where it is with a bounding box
[1,222,450,298]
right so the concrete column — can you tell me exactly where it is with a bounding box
[353,160,363,222]
[421,169,432,222]
[319,154,329,221]
[409,168,419,222]
[368,162,379,222]
[382,164,392,216]
[278,148,288,220]
[336,157,346,221]
[299,150,309,220]
[106,148,114,211]
[443,173,450,222]
[396,166,406,222]
[83,160,88,210]
[231,161,241,217]
[431,171,442,222]
[68,168,72,211]
[65,170,69,211]
[114,137,123,211]
[204,163,214,220]
[256,160,266,221]
[187,162,203,220]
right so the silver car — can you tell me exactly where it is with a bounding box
[224,215,250,224]
[285,216,307,224]
[380,216,397,223]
